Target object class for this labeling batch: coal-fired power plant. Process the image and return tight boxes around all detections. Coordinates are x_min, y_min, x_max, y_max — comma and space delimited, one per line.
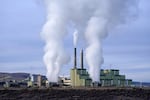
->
41, 0, 139, 83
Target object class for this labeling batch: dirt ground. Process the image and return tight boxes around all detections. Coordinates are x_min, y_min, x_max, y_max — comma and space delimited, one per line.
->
0, 87, 150, 100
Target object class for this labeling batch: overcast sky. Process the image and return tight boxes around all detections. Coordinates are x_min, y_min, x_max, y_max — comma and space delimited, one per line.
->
0, 0, 150, 82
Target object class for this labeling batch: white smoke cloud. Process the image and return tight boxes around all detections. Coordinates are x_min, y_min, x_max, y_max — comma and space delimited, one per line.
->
73, 29, 78, 47
85, 0, 138, 82
41, 0, 70, 82
41, 0, 138, 82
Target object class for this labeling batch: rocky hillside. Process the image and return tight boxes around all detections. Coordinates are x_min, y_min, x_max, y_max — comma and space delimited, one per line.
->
0, 73, 29, 81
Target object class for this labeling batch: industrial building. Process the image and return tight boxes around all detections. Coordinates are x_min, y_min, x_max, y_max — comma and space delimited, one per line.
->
58, 77, 71, 86
70, 48, 92, 87
37, 74, 42, 87
100, 69, 132, 87
70, 48, 132, 87
27, 74, 47, 87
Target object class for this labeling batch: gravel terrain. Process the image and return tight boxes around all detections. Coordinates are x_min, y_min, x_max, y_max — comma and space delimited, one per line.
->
0, 87, 150, 100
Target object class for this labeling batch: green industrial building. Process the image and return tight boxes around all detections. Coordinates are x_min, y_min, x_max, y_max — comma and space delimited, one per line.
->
70, 48, 132, 87
70, 68, 92, 87
70, 48, 92, 87
71, 68, 132, 87
100, 69, 132, 87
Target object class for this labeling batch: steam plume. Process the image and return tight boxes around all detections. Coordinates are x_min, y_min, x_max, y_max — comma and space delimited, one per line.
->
85, 1, 138, 82
73, 29, 78, 47
41, 0, 70, 82
41, 0, 138, 82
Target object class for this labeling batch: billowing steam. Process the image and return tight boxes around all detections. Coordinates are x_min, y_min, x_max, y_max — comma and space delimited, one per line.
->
41, 0, 138, 82
73, 29, 78, 47
41, 0, 70, 82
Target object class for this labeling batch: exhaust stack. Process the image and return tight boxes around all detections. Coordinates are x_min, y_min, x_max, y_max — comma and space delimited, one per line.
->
74, 48, 77, 69
81, 49, 84, 69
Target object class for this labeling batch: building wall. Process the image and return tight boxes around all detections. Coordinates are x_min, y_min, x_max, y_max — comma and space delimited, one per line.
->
71, 68, 132, 87
100, 69, 132, 87
70, 68, 92, 87
37, 75, 42, 87
60, 77, 71, 86
27, 81, 33, 87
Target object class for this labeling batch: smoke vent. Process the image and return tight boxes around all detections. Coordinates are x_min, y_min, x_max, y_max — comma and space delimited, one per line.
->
74, 48, 77, 69
81, 49, 84, 69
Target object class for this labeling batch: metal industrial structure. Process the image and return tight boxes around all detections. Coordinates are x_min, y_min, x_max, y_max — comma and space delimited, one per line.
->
27, 74, 46, 87
59, 77, 71, 86
70, 48, 132, 87
100, 69, 132, 87
37, 74, 42, 87
70, 48, 92, 87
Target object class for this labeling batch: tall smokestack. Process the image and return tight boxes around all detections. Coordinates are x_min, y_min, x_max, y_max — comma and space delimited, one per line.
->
74, 48, 77, 69
81, 49, 84, 69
